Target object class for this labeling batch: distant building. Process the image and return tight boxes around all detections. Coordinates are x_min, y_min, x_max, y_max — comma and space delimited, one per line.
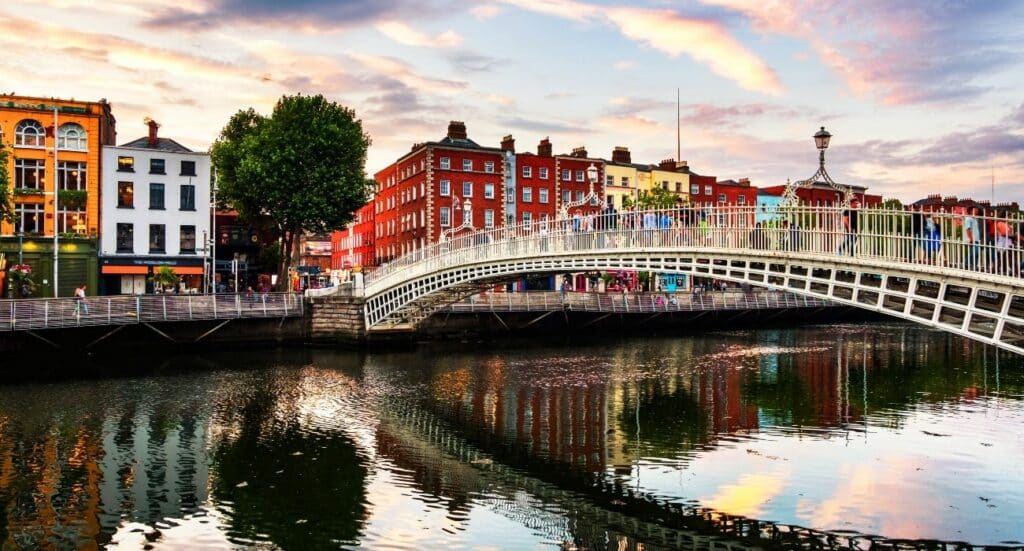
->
99, 120, 210, 294
910, 194, 1019, 216
758, 181, 882, 207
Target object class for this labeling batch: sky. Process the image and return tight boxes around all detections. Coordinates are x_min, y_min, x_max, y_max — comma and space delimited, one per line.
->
3, 0, 1023, 204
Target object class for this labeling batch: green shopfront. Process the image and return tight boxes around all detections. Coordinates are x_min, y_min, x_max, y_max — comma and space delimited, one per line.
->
0, 236, 98, 298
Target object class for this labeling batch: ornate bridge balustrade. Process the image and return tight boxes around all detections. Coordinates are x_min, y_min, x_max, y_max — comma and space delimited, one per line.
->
361, 205, 1024, 354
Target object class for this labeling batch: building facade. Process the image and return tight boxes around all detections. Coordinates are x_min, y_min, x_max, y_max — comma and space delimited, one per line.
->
554, 147, 605, 217
99, 121, 210, 294
0, 94, 116, 296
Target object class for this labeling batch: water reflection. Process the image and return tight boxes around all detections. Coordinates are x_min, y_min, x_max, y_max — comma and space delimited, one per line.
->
0, 324, 1021, 549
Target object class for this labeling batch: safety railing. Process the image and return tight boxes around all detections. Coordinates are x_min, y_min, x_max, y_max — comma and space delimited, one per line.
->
442, 290, 830, 314
0, 292, 304, 332
364, 205, 1024, 295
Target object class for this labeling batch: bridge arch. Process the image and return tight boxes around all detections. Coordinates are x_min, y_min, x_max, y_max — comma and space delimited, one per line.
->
359, 206, 1024, 355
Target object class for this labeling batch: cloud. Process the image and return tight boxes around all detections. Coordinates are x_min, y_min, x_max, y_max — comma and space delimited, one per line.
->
447, 51, 505, 73
613, 60, 633, 71
375, 21, 462, 48
700, 0, 1024, 105
501, 117, 590, 134
470, 4, 502, 19
348, 53, 468, 94
499, 0, 783, 95
680, 103, 805, 127
144, 0, 434, 32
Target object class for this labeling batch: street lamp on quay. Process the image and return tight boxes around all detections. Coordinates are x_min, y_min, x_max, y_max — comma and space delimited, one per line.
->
558, 163, 601, 219
782, 126, 853, 208
440, 195, 473, 242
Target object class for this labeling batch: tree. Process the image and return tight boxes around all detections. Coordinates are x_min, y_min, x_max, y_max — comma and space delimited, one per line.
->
0, 143, 11, 223
882, 198, 904, 210
211, 95, 372, 286
636, 186, 682, 209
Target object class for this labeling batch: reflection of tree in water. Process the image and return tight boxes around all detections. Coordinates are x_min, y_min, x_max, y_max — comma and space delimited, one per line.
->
618, 377, 711, 454
210, 387, 369, 550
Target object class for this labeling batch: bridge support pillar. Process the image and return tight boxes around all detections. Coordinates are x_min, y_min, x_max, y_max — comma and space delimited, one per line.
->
309, 295, 367, 345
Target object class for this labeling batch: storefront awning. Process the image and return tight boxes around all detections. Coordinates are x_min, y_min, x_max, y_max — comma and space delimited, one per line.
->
102, 265, 148, 275
167, 266, 204, 275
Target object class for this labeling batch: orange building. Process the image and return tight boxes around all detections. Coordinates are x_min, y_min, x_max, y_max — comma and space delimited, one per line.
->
0, 94, 116, 296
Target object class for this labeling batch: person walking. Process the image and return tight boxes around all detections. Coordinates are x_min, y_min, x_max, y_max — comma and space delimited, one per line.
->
74, 284, 89, 316
838, 199, 860, 256
962, 207, 981, 270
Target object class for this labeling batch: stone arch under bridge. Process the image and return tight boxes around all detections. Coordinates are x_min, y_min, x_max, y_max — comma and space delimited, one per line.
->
354, 207, 1024, 355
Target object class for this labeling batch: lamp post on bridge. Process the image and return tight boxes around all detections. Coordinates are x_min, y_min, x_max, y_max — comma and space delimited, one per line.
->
558, 163, 601, 219
783, 126, 853, 208
440, 195, 473, 242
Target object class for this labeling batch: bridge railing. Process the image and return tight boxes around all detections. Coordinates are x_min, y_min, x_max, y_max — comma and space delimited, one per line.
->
365, 205, 1024, 294
0, 292, 303, 332
443, 290, 830, 313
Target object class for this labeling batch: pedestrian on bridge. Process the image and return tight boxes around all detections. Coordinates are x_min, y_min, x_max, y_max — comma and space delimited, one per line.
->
838, 199, 860, 256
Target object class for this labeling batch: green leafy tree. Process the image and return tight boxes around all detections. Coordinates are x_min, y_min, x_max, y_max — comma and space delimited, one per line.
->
0, 143, 11, 223
150, 265, 180, 291
882, 198, 904, 210
211, 95, 372, 285
636, 186, 683, 209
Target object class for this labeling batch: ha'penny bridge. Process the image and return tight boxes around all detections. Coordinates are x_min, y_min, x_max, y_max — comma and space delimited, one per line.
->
335, 205, 1024, 355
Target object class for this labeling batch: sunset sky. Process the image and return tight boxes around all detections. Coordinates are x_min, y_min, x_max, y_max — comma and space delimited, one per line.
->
3, 0, 1022, 203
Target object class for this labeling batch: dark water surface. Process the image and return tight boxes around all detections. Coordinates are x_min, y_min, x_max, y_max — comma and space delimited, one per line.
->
1, 324, 1022, 549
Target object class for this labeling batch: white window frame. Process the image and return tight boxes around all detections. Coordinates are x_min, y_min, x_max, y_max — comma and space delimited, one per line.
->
575, 191, 584, 201
440, 157, 450, 170
561, 169, 570, 181
15, 120, 45, 148
690, 184, 699, 195
704, 185, 713, 195
523, 211, 532, 228
539, 188, 549, 204
538, 167, 548, 179
575, 170, 584, 182
522, 165, 532, 178
484, 209, 494, 229
462, 159, 473, 171
522, 187, 532, 203
484, 161, 494, 173
737, 195, 746, 205
462, 181, 473, 197
718, 193, 727, 203
562, 190, 571, 203
484, 183, 495, 199
57, 123, 87, 151
440, 179, 451, 196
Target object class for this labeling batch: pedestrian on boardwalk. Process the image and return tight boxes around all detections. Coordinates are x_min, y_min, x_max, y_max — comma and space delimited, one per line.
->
838, 199, 860, 256
74, 284, 89, 315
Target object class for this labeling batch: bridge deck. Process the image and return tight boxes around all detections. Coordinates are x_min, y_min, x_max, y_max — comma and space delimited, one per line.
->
0, 292, 303, 332
443, 290, 830, 313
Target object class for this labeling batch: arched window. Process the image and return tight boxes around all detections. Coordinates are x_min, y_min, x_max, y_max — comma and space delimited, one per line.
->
58, 123, 87, 150
15, 120, 45, 147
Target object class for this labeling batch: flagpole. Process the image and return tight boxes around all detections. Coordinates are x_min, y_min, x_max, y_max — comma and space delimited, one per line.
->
52, 106, 59, 297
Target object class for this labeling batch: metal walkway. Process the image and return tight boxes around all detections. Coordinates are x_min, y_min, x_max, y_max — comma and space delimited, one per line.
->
356, 205, 1024, 354
442, 290, 830, 314
0, 292, 303, 332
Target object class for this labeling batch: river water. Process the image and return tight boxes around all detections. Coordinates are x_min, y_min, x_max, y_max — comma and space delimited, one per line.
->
0, 323, 1022, 549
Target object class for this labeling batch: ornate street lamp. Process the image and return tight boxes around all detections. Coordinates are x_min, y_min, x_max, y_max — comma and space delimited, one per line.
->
783, 126, 852, 208
441, 195, 474, 242
559, 163, 602, 219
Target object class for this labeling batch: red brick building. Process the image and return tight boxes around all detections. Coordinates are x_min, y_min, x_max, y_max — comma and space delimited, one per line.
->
510, 137, 558, 228
331, 202, 375, 269
554, 147, 605, 217
759, 181, 882, 207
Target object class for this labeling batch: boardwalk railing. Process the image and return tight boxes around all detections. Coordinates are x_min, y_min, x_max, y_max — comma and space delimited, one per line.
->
364, 205, 1024, 295
0, 292, 303, 332
443, 291, 830, 314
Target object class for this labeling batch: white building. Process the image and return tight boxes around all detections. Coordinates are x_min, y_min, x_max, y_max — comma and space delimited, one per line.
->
100, 121, 211, 294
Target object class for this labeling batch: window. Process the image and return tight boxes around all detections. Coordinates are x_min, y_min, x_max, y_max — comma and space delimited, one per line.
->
562, 190, 571, 203
56, 208, 86, 234
522, 211, 532, 228
484, 183, 495, 199
118, 156, 135, 172
14, 159, 44, 190
57, 123, 87, 150
15, 120, 45, 147
58, 161, 86, 190
149, 183, 165, 210
575, 170, 584, 182
576, 191, 584, 202
484, 209, 494, 229
539, 167, 548, 179
462, 181, 473, 197
180, 160, 196, 176
718, 193, 727, 203
180, 184, 196, 210
661, 181, 669, 190
675, 182, 682, 192
690, 184, 699, 194
179, 225, 196, 254
462, 159, 473, 171
440, 157, 450, 169
116, 223, 134, 253
737, 195, 746, 205
440, 179, 451, 196
561, 169, 570, 181
485, 161, 495, 173
606, 175, 614, 187
14, 204, 43, 234
149, 224, 166, 253
117, 182, 134, 208
522, 187, 532, 203
539, 188, 549, 204
150, 158, 166, 174
704, 185, 712, 195
522, 165, 532, 178
440, 207, 451, 227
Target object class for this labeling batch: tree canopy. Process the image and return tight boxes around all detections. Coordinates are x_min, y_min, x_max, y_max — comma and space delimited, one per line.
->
624, 186, 684, 210
211, 95, 372, 284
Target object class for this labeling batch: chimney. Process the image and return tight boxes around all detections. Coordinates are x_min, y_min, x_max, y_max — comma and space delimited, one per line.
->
738, 178, 751, 186
501, 134, 515, 152
659, 158, 676, 170
145, 118, 160, 147
538, 138, 552, 157
675, 160, 688, 173
611, 146, 631, 164
447, 120, 467, 140
571, 146, 588, 159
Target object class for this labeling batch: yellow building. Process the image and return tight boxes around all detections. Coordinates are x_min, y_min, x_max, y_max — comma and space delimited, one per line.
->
647, 158, 690, 203
0, 94, 116, 296
603, 147, 640, 210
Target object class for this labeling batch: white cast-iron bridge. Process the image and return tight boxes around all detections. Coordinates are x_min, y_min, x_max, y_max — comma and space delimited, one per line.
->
352, 205, 1024, 355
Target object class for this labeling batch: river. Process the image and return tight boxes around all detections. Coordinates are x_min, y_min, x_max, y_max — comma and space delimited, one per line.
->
0, 323, 1021, 549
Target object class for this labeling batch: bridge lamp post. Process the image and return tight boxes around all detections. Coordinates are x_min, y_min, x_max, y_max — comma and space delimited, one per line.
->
782, 126, 852, 208
558, 163, 601, 219
441, 196, 473, 242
